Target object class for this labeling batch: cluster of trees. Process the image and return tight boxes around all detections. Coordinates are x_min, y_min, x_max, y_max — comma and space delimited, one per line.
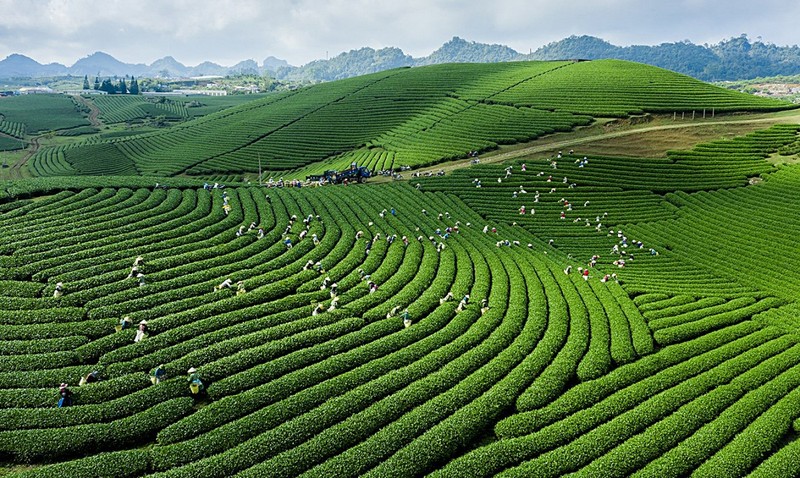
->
83, 74, 140, 94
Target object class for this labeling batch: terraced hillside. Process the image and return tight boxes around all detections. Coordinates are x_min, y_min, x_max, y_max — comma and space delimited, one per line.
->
1, 121, 800, 476
26, 60, 793, 178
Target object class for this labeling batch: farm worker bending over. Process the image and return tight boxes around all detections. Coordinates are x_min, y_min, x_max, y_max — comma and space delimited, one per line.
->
402, 309, 412, 328
187, 368, 204, 395
312, 303, 326, 316
236, 226, 245, 237
582, 269, 590, 281
327, 297, 339, 312
116, 315, 132, 332
57, 383, 73, 407
236, 281, 246, 296
134, 321, 148, 342
386, 305, 401, 319
79, 371, 99, 387
329, 282, 338, 298
151, 365, 166, 385
480, 299, 490, 315
137, 273, 146, 287
456, 294, 469, 313
440, 291, 454, 305
257, 228, 265, 239
215, 278, 233, 292
53, 282, 64, 298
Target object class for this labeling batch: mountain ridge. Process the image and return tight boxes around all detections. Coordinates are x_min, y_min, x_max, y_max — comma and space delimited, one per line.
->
2, 34, 799, 82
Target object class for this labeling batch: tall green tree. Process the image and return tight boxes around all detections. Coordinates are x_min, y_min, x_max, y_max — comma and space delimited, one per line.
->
93, 76, 100, 90
118, 78, 128, 94
99, 79, 116, 94
129, 76, 140, 95
82, 75, 90, 90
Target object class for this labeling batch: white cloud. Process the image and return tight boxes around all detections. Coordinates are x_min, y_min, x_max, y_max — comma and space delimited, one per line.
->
0, 0, 797, 67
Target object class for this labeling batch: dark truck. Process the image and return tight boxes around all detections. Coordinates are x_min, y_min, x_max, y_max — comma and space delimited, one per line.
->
307, 164, 372, 184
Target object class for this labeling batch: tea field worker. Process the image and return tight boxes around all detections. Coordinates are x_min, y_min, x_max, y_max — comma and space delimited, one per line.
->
547, 175, 553, 183
327, 297, 339, 312
391, 208, 396, 216
416, 183, 422, 189
321, 277, 331, 290
456, 294, 469, 313
483, 225, 489, 234
284, 237, 293, 249
422, 209, 428, 216
601, 274, 610, 283
497, 177, 502, 183
550, 188, 557, 194
257, 228, 265, 239
437, 242, 446, 253
417, 235, 424, 242
519, 186, 527, 194
215, 278, 233, 292
222, 204, 231, 216
612, 273, 619, 283
134, 320, 148, 343
480, 299, 490, 314
315, 262, 325, 274
512, 191, 518, 199
557, 151, 562, 159
356, 230, 364, 239
53, 282, 64, 298
57, 383, 73, 408
187, 368, 204, 395
560, 211, 566, 220
127, 264, 140, 279
650, 248, 658, 256
438, 213, 444, 221
386, 305, 401, 319
283, 224, 292, 235
150, 365, 166, 385
563, 177, 568, 184
521, 163, 526, 172
117, 315, 132, 332
440, 291, 454, 305
365, 240, 372, 256
265, 194, 271, 203
548, 239, 555, 246
236, 281, 246, 296
527, 243, 533, 248
519, 205, 526, 215
312, 233, 319, 246
137, 273, 146, 287
236, 226, 245, 237
329, 282, 338, 298
582, 269, 590, 281
368, 281, 378, 294
299, 230, 308, 240
402, 309, 412, 328
475, 180, 481, 188
402, 236, 409, 246
564, 265, 572, 275
492, 227, 497, 234
133, 255, 144, 267
303, 260, 315, 271
79, 370, 99, 387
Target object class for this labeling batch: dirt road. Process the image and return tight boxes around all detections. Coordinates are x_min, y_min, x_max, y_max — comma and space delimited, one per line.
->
410, 111, 800, 177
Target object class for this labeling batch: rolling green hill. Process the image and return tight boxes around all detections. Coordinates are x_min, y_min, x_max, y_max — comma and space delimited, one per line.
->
27, 60, 794, 179
2, 59, 800, 478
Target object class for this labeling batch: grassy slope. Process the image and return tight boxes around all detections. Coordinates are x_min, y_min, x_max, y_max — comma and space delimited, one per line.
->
27, 60, 793, 179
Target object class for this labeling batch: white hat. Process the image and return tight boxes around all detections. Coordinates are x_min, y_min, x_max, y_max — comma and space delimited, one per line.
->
187, 367, 197, 373
139, 320, 148, 325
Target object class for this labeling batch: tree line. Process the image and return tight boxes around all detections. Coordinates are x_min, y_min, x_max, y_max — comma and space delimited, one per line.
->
83, 74, 140, 94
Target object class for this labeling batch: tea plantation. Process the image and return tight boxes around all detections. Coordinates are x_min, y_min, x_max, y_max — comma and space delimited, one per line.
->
1, 60, 800, 476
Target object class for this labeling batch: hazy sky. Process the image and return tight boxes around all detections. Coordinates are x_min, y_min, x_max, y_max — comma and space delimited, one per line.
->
0, 0, 797, 67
